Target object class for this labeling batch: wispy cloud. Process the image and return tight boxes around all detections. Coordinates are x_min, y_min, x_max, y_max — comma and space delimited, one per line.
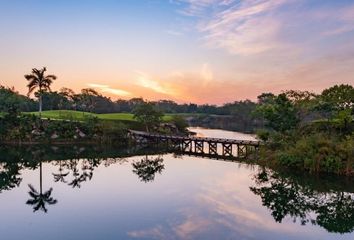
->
173, 0, 354, 56
173, 0, 221, 16
87, 83, 131, 97
173, 0, 290, 55
135, 71, 174, 95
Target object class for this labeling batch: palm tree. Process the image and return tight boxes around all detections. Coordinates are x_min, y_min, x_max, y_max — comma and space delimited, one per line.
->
26, 162, 57, 213
25, 67, 57, 115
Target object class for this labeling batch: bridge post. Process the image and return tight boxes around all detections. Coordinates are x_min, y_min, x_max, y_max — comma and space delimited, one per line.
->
222, 143, 232, 156
182, 139, 192, 152
237, 144, 247, 158
195, 140, 204, 153
209, 142, 217, 155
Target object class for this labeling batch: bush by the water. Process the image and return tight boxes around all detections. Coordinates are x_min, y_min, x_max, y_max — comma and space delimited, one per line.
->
255, 84, 354, 176
258, 126, 354, 175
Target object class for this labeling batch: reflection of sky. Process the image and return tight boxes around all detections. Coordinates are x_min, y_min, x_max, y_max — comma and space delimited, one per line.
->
0, 154, 353, 240
188, 127, 257, 141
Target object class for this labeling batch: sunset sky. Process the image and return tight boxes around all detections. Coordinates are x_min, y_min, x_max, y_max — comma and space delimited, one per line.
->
0, 0, 354, 104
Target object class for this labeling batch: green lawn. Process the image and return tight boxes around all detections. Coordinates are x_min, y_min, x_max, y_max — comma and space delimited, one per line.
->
26, 110, 174, 121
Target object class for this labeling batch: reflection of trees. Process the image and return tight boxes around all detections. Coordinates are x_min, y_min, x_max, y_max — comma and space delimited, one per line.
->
53, 157, 122, 188
250, 169, 354, 233
316, 192, 354, 233
26, 184, 57, 213
26, 162, 57, 213
52, 160, 69, 183
0, 162, 22, 193
0, 144, 165, 215
60, 158, 98, 188
132, 155, 164, 183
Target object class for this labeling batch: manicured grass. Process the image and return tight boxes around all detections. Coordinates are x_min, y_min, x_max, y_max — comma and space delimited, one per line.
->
97, 113, 136, 121
27, 110, 98, 121
25, 110, 174, 122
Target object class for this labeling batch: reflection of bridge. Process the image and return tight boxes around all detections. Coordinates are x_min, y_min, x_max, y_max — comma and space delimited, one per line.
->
128, 130, 261, 159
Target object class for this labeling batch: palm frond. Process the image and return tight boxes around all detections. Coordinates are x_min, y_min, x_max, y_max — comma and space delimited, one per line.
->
28, 184, 38, 194
32, 68, 41, 77
27, 85, 37, 96
46, 74, 57, 80
24, 74, 36, 81
26, 199, 39, 205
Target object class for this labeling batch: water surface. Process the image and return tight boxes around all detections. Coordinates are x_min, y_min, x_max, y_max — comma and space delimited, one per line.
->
0, 130, 353, 240
188, 127, 257, 141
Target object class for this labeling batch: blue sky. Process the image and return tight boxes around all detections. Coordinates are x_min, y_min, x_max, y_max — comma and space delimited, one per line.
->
0, 0, 353, 104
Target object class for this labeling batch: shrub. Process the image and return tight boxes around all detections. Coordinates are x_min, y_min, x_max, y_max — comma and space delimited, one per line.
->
269, 133, 354, 175
170, 115, 188, 133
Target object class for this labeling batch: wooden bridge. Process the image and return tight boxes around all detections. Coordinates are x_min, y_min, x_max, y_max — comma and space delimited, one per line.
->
128, 130, 261, 159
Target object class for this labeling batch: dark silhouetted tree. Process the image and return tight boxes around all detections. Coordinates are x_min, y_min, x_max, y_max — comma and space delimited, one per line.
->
25, 67, 57, 115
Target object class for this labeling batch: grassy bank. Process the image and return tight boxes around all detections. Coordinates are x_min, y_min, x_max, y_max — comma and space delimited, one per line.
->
26, 110, 173, 121
0, 110, 131, 145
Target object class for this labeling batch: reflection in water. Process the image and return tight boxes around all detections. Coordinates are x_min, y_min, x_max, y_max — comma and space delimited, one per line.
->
132, 155, 165, 183
65, 159, 94, 188
0, 145, 354, 239
0, 161, 22, 193
250, 169, 354, 234
26, 184, 57, 213
52, 160, 69, 183
26, 162, 58, 213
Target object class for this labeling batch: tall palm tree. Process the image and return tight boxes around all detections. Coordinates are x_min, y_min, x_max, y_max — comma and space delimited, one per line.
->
25, 67, 57, 115
26, 162, 57, 213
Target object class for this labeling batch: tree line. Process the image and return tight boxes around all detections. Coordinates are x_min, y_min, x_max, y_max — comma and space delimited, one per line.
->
0, 84, 260, 115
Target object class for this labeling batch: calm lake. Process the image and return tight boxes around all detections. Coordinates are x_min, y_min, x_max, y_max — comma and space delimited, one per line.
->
0, 128, 353, 240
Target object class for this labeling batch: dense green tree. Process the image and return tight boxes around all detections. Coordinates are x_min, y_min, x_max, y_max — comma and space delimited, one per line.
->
257, 92, 275, 105
256, 93, 299, 132
41, 91, 71, 110
320, 84, 354, 111
133, 102, 163, 132
170, 115, 188, 132
314, 84, 354, 127
0, 86, 36, 112
72, 88, 115, 113
25, 67, 57, 115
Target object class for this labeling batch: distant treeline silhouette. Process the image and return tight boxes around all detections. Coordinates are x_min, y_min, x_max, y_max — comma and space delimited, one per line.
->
0, 84, 258, 115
